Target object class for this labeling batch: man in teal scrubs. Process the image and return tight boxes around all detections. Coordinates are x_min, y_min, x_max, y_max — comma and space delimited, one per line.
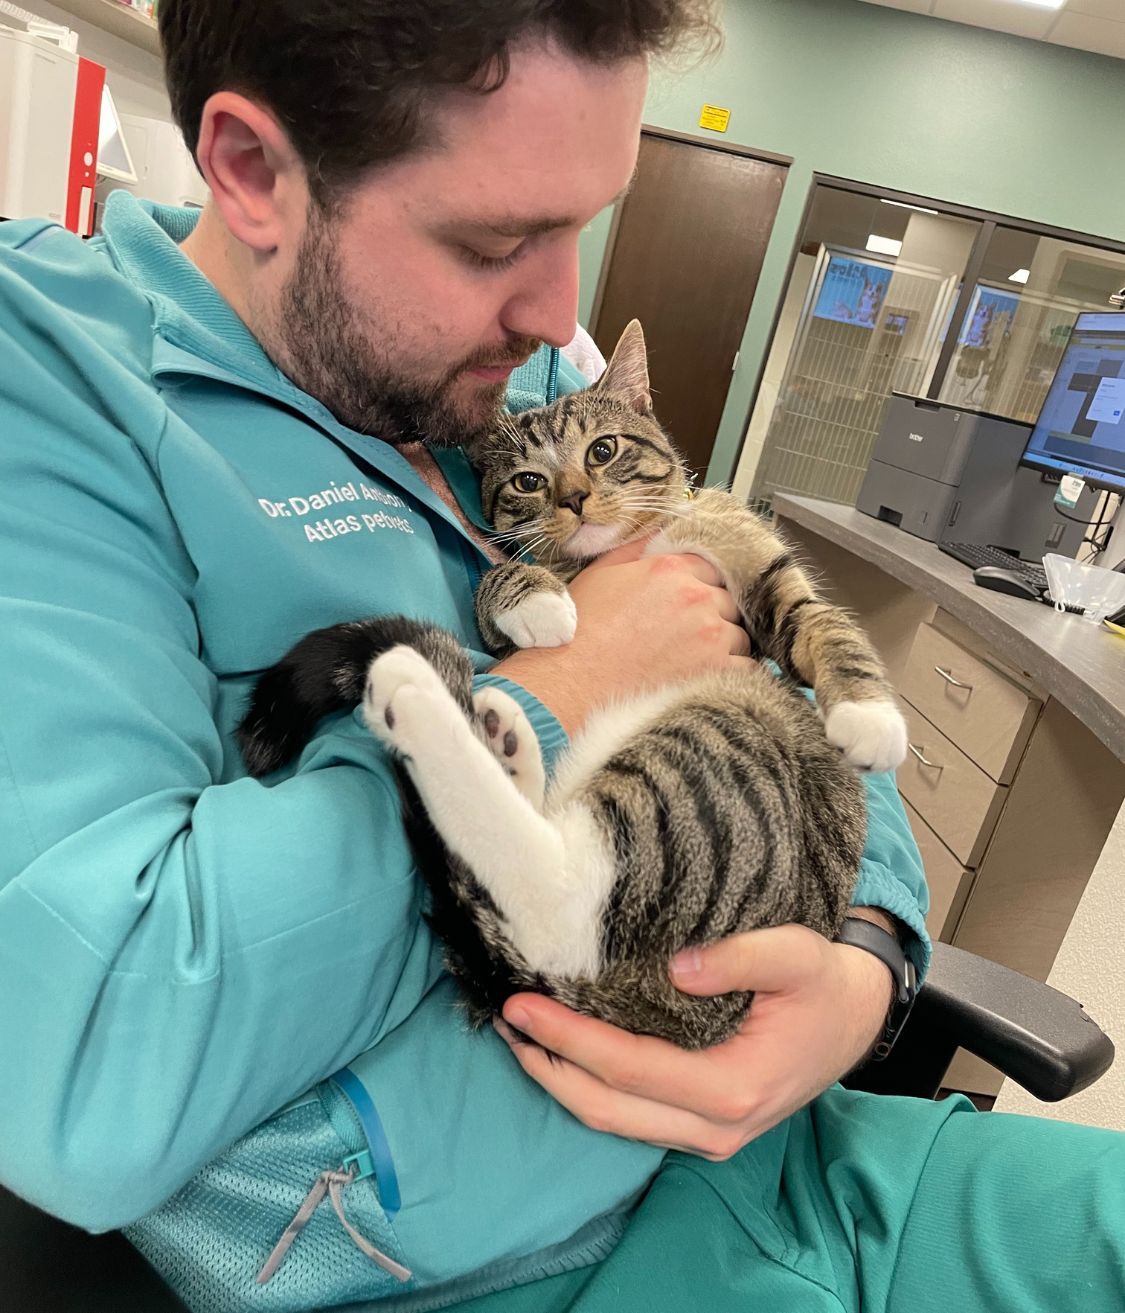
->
0, 2, 1122, 1310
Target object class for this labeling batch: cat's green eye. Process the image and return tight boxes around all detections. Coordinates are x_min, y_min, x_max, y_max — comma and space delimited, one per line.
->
512, 472, 546, 493
587, 437, 618, 467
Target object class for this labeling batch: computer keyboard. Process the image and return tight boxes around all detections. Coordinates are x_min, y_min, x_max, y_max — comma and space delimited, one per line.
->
939, 541, 1049, 594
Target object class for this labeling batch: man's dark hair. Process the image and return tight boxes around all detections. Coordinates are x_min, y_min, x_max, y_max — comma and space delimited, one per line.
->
159, 1, 720, 206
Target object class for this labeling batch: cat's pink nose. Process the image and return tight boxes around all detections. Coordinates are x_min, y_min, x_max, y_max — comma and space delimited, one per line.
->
558, 491, 588, 516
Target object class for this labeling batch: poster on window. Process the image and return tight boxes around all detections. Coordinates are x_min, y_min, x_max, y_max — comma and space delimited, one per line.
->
812, 255, 894, 330
958, 286, 1020, 349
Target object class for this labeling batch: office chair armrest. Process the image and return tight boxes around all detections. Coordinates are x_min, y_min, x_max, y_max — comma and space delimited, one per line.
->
914, 941, 1114, 1101
845, 942, 1115, 1102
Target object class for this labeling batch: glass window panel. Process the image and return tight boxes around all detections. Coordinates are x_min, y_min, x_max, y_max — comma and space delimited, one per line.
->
740, 185, 980, 508
939, 229, 1125, 424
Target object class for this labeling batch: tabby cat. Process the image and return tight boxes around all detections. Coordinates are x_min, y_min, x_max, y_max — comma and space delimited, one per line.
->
238, 321, 907, 1049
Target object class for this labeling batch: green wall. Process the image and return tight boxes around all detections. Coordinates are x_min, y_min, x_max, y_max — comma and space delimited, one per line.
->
578, 0, 1125, 486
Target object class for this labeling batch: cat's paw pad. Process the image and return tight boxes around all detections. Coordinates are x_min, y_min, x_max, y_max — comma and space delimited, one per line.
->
363, 645, 450, 748
494, 591, 577, 649
824, 699, 908, 773
473, 685, 546, 807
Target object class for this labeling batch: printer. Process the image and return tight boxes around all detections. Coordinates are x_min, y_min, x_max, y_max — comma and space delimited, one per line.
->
856, 393, 1095, 560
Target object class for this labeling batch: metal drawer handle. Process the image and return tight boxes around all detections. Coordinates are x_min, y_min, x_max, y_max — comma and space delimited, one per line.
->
934, 666, 973, 691
908, 743, 944, 774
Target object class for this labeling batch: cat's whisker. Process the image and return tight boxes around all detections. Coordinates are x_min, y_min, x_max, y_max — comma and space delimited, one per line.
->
478, 444, 525, 463
613, 506, 684, 523
614, 506, 678, 519
491, 514, 552, 537
504, 531, 551, 560
503, 524, 552, 547
496, 419, 526, 454
490, 525, 545, 544
513, 543, 549, 563
618, 498, 691, 519
502, 529, 540, 549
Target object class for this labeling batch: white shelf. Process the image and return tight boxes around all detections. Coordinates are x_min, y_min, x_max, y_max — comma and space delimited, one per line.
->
46, 0, 160, 56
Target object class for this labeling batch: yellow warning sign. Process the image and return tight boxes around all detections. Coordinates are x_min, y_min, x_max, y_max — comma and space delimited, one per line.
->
699, 104, 731, 133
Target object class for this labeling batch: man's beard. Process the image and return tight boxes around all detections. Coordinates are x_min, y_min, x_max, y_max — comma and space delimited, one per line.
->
273, 206, 540, 448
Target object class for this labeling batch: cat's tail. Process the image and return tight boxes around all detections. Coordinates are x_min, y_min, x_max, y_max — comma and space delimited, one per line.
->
237, 615, 474, 776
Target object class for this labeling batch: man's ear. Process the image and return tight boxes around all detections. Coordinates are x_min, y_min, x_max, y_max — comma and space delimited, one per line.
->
595, 319, 652, 414
193, 92, 305, 253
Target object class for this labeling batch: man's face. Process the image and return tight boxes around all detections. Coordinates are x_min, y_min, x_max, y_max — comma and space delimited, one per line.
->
265, 43, 647, 446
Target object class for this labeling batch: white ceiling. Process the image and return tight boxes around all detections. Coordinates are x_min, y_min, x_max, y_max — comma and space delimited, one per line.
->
858, 0, 1125, 61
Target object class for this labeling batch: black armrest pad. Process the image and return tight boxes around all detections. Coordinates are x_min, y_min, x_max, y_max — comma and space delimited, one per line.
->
919, 942, 1115, 1101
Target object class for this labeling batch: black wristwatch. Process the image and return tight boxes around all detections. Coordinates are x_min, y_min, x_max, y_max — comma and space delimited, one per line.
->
834, 917, 918, 1060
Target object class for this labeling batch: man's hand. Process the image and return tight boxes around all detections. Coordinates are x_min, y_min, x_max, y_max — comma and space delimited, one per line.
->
494, 921, 895, 1160
491, 538, 751, 735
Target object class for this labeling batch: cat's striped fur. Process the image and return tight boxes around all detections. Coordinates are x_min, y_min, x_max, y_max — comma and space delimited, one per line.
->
238, 321, 906, 1048
471, 321, 906, 772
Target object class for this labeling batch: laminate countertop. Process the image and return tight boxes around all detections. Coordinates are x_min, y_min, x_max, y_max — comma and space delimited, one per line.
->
772, 493, 1125, 762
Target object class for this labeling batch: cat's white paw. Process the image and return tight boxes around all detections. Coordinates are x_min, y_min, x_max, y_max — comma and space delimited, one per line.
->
494, 591, 577, 649
363, 645, 454, 752
473, 685, 546, 809
824, 699, 908, 773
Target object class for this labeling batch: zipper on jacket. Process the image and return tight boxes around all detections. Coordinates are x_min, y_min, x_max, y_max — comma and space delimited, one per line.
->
255, 1069, 411, 1286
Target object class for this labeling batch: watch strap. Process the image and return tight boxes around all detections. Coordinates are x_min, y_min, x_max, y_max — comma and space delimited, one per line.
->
835, 916, 919, 1060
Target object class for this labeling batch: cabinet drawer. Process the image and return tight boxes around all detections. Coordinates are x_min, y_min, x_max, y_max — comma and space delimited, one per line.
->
899, 623, 1040, 783
898, 702, 1008, 867
900, 797, 974, 942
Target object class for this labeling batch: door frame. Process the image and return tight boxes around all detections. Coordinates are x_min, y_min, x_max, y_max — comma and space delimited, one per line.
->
815, 173, 1125, 253
587, 125, 793, 336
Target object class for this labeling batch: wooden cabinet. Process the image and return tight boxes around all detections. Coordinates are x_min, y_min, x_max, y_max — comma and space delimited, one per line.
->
898, 700, 1008, 868
773, 502, 1125, 1099
894, 620, 1044, 1093
895, 618, 1125, 1095
898, 621, 1040, 784
899, 798, 973, 942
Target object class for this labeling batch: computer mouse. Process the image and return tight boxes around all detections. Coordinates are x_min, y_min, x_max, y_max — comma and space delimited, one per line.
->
972, 567, 1043, 600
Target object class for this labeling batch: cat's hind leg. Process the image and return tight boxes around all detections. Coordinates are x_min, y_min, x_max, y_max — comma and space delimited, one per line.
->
365, 646, 608, 977
472, 684, 546, 811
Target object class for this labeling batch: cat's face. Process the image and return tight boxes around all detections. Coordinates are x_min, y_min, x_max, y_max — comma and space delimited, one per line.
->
471, 322, 688, 564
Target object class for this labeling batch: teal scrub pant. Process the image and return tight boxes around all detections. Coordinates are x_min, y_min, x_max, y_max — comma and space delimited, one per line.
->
457, 1087, 1125, 1312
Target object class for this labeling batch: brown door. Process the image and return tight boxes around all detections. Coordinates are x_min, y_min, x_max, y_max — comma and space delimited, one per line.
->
592, 131, 787, 478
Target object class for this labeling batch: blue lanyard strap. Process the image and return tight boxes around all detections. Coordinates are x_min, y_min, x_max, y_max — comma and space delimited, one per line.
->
331, 1066, 403, 1219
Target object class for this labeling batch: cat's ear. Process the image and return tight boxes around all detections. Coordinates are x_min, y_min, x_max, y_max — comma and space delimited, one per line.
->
596, 319, 652, 415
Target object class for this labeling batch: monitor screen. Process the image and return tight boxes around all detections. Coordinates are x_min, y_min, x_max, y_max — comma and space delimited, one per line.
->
97, 83, 137, 184
1021, 312, 1125, 494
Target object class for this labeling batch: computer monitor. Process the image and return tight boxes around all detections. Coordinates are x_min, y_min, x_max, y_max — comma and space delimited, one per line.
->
96, 83, 137, 185
1021, 312, 1125, 495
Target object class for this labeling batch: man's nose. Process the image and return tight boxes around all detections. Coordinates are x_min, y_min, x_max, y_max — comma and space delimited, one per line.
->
501, 241, 581, 349
558, 490, 588, 516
